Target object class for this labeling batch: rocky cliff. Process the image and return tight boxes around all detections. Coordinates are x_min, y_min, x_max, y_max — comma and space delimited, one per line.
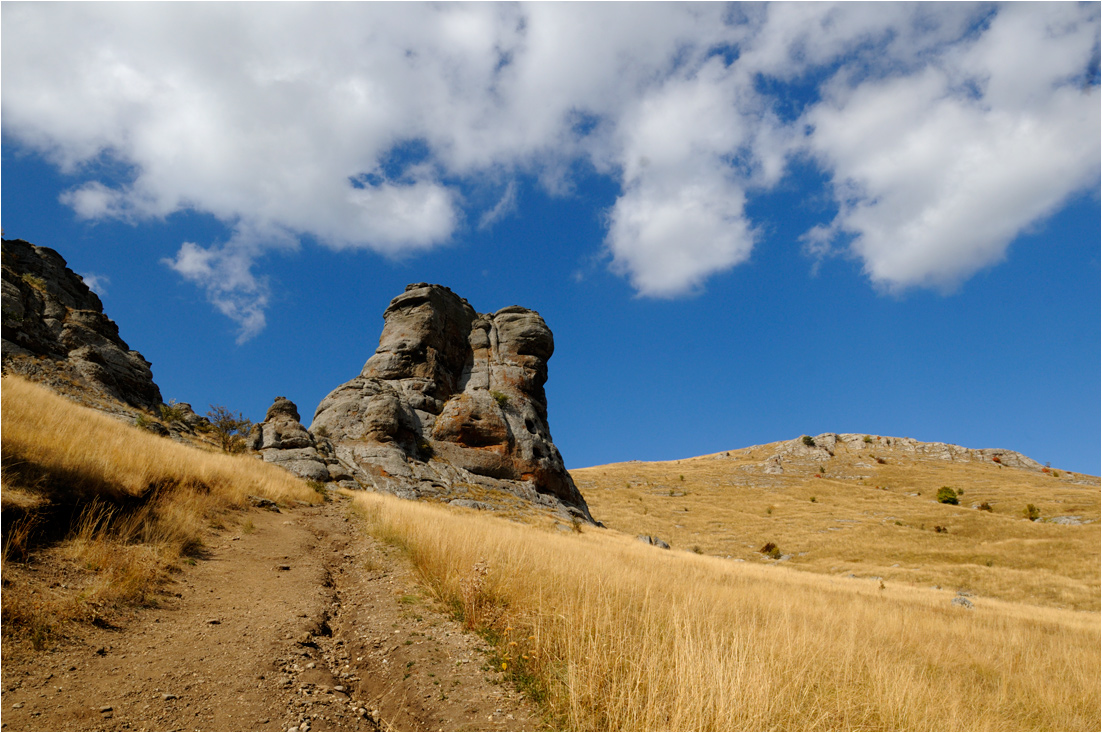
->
311, 283, 592, 521
1, 238, 162, 411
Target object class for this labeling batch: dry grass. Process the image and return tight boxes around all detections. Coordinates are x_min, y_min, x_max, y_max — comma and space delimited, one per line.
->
573, 441, 1101, 611
353, 490, 1100, 730
1, 375, 317, 645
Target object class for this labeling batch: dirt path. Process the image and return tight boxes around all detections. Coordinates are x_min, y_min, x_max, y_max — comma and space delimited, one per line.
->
1, 494, 541, 732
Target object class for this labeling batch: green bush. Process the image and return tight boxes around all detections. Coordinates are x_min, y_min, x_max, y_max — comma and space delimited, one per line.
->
159, 399, 187, 422
490, 390, 510, 408
936, 486, 959, 505
863, 435, 873, 444
759, 542, 782, 560
1024, 504, 1040, 521
977, 501, 993, 512
206, 405, 253, 453
801, 435, 816, 447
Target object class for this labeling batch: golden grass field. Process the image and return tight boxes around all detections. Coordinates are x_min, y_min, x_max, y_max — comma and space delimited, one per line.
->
573, 439, 1100, 612
1, 375, 318, 644
355, 489, 1100, 731
3, 375, 1099, 729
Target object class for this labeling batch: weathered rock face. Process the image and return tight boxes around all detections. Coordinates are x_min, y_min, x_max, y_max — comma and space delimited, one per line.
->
1, 238, 162, 411
311, 283, 592, 521
247, 397, 349, 484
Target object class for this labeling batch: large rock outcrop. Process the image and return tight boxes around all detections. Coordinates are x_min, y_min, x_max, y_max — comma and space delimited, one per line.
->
248, 396, 351, 484
311, 283, 592, 521
1, 238, 162, 410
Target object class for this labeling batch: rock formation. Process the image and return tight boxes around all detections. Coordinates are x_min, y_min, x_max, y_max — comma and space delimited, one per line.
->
762, 433, 1045, 473
248, 396, 352, 484
1, 238, 162, 411
311, 283, 592, 521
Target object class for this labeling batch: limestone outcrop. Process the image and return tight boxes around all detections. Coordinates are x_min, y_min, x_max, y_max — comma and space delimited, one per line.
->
311, 283, 592, 521
248, 397, 350, 484
1, 238, 162, 411
764, 433, 1045, 472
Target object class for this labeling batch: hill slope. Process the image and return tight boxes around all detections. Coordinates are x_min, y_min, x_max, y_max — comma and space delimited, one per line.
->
573, 433, 1100, 611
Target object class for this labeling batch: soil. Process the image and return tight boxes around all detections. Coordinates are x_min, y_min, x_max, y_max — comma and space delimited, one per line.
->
1, 494, 542, 732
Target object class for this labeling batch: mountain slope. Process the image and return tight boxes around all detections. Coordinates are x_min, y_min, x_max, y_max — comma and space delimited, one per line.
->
573, 433, 1100, 611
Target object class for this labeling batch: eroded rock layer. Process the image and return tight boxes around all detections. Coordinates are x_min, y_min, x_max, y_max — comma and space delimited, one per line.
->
1, 238, 162, 411
311, 283, 592, 521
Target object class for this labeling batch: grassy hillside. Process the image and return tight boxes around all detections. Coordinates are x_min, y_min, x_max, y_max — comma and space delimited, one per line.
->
3, 380, 1098, 729
1, 375, 318, 644
356, 489, 1099, 730
573, 436, 1100, 612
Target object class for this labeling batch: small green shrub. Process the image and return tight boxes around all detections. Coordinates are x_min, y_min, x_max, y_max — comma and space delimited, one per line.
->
20, 273, 47, 291
936, 486, 959, 505
977, 501, 993, 512
490, 390, 510, 408
135, 414, 150, 429
159, 399, 187, 422
809, 496, 816, 503
759, 542, 782, 559
206, 405, 253, 453
691, 546, 703, 555
1024, 504, 1040, 521
802, 435, 816, 447
863, 435, 873, 444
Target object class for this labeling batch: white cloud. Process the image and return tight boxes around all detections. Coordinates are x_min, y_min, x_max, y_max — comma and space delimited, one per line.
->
478, 181, 518, 231
79, 272, 110, 297
802, 3, 1100, 291
2, 3, 1098, 334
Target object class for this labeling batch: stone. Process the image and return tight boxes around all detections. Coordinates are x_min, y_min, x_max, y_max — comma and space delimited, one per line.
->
311, 283, 592, 520
761, 432, 1046, 474
951, 596, 974, 609
2, 238, 162, 410
251, 397, 341, 483
637, 535, 670, 549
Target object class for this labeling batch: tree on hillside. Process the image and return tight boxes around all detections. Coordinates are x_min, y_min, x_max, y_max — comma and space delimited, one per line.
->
207, 405, 252, 453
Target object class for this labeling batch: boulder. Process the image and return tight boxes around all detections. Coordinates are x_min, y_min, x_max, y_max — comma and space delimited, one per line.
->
1, 238, 162, 410
252, 396, 344, 483
311, 283, 592, 520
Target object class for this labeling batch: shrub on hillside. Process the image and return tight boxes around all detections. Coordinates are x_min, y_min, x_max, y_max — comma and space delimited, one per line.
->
802, 435, 816, 447
159, 399, 187, 423
759, 542, 782, 559
936, 486, 959, 505
206, 405, 253, 453
1024, 504, 1040, 521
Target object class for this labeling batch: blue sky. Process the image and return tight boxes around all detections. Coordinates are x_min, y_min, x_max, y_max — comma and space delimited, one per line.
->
3, 3, 1100, 475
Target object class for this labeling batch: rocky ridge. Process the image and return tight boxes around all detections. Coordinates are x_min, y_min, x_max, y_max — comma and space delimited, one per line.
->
310, 283, 593, 522
1, 238, 162, 411
758, 432, 1046, 475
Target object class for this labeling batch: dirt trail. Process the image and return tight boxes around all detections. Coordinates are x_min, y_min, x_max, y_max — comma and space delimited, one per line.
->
1, 494, 541, 732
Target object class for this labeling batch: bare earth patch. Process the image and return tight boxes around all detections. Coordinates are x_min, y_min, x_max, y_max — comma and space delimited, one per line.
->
1, 494, 541, 732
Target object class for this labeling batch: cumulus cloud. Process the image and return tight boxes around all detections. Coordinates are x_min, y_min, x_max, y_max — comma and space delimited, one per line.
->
2, 2, 1098, 336
800, 2, 1101, 291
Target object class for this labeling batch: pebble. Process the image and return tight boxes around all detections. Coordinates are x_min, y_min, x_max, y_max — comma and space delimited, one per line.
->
12, 702, 24, 709
162, 694, 178, 701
